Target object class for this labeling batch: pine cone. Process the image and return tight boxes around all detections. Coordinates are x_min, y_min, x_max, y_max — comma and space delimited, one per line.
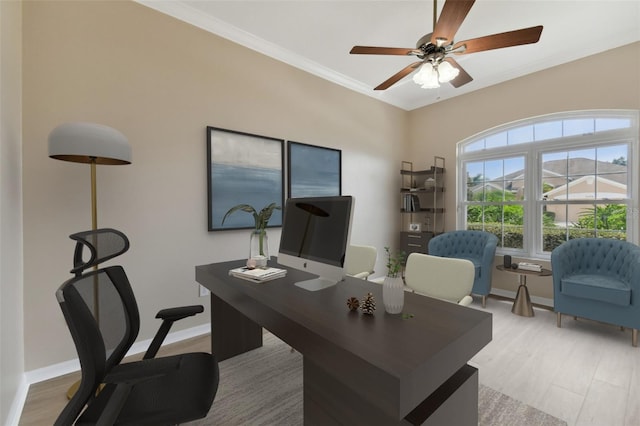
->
360, 292, 376, 315
347, 297, 360, 311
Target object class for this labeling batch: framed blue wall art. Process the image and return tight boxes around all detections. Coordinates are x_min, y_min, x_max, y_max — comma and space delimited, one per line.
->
287, 141, 341, 198
207, 127, 284, 231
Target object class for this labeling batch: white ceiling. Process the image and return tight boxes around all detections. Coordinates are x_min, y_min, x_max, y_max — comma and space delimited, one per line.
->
138, 1, 640, 111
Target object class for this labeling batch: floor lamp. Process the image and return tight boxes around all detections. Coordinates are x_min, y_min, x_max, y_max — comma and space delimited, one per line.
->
48, 122, 131, 398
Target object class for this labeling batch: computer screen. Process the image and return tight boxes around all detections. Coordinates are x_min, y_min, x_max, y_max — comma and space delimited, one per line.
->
278, 195, 354, 291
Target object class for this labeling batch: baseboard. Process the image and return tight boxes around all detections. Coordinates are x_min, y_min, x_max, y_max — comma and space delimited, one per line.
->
23, 323, 210, 386
6, 376, 29, 426
490, 288, 554, 309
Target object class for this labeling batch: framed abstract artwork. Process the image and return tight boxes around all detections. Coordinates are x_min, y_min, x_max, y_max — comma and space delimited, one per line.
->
207, 127, 284, 231
287, 141, 341, 198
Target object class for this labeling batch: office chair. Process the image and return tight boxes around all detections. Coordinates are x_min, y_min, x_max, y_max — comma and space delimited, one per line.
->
345, 244, 377, 280
404, 253, 475, 306
54, 228, 219, 426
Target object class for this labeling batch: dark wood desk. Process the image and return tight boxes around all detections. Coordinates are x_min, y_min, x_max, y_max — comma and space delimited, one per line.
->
196, 260, 492, 425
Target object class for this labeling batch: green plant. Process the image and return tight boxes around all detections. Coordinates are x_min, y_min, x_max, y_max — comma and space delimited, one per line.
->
384, 246, 406, 278
222, 202, 281, 257
221, 202, 281, 231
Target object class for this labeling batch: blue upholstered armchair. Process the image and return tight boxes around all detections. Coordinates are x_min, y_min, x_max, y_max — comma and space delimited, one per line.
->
551, 238, 640, 347
428, 230, 498, 308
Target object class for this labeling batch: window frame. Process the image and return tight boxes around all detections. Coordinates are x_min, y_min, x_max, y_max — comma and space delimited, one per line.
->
457, 110, 639, 261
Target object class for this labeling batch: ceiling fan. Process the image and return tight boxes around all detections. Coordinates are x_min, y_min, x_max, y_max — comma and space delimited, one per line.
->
349, 0, 543, 90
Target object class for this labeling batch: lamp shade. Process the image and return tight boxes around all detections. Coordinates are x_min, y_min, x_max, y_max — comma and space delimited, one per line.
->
412, 63, 440, 89
437, 60, 460, 83
48, 122, 131, 165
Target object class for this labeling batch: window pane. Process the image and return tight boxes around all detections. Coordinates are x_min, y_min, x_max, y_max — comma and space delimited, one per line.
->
504, 157, 525, 177
542, 152, 568, 184
486, 181, 505, 201
509, 179, 525, 201
595, 118, 631, 132
597, 144, 627, 169
503, 223, 524, 250
546, 203, 570, 227
568, 148, 596, 176
485, 132, 507, 149
484, 159, 503, 181
541, 204, 566, 252
466, 205, 483, 226
564, 118, 594, 136
508, 125, 533, 145
466, 162, 485, 201
504, 204, 524, 226
596, 173, 627, 199
534, 121, 562, 141
464, 139, 485, 153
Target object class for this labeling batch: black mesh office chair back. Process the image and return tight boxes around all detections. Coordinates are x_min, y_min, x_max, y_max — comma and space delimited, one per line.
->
55, 228, 219, 426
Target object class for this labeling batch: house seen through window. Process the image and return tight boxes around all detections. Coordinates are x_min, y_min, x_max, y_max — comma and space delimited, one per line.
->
457, 110, 638, 259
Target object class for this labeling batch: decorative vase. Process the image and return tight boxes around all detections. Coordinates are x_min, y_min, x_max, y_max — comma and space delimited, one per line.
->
249, 229, 269, 267
383, 276, 405, 314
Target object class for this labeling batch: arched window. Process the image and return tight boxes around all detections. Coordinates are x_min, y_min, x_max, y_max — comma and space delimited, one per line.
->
457, 110, 638, 259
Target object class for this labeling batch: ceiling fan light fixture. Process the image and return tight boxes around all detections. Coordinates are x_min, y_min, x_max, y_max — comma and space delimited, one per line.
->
437, 60, 460, 83
413, 63, 440, 89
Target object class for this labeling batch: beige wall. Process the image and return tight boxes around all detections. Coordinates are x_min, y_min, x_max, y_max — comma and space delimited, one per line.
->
0, 0, 24, 423
22, 0, 407, 371
407, 41, 640, 300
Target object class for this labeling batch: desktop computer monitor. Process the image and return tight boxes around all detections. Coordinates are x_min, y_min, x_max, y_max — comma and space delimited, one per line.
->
278, 195, 354, 291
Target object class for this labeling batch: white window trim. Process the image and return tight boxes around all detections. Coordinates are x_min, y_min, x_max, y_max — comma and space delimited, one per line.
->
456, 110, 639, 261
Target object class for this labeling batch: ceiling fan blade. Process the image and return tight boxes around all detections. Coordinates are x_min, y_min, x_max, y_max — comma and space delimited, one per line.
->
431, 0, 476, 45
350, 46, 419, 56
374, 62, 423, 90
453, 25, 543, 54
443, 57, 473, 88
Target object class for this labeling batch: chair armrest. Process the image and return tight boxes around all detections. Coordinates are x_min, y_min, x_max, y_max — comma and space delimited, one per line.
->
155, 305, 204, 321
143, 305, 204, 360
458, 295, 473, 306
351, 271, 371, 280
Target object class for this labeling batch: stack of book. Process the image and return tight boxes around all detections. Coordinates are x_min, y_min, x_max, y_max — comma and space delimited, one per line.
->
402, 194, 421, 212
229, 266, 287, 283
517, 262, 542, 272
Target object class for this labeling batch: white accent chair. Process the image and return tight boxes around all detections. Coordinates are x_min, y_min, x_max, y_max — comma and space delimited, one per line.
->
404, 253, 475, 306
345, 245, 377, 280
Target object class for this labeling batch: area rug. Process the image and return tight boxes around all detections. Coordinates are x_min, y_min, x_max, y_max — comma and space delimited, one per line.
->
188, 333, 566, 425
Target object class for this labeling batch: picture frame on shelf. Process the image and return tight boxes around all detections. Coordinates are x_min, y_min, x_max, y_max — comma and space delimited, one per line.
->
287, 141, 341, 198
409, 223, 422, 232
207, 126, 284, 231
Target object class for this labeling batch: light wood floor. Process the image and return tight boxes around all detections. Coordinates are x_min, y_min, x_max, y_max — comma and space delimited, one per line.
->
19, 297, 640, 425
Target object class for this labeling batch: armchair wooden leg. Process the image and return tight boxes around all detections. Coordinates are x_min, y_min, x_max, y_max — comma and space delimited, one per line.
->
556, 312, 562, 328
633, 329, 638, 347
482, 295, 486, 309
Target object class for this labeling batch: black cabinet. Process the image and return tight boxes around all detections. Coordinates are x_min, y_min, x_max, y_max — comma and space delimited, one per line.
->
400, 231, 434, 256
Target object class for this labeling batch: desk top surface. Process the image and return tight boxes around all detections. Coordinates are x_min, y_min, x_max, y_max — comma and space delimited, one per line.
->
196, 259, 492, 418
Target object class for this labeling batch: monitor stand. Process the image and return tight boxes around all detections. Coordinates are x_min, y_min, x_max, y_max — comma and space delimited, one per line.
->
295, 277, 338, 291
